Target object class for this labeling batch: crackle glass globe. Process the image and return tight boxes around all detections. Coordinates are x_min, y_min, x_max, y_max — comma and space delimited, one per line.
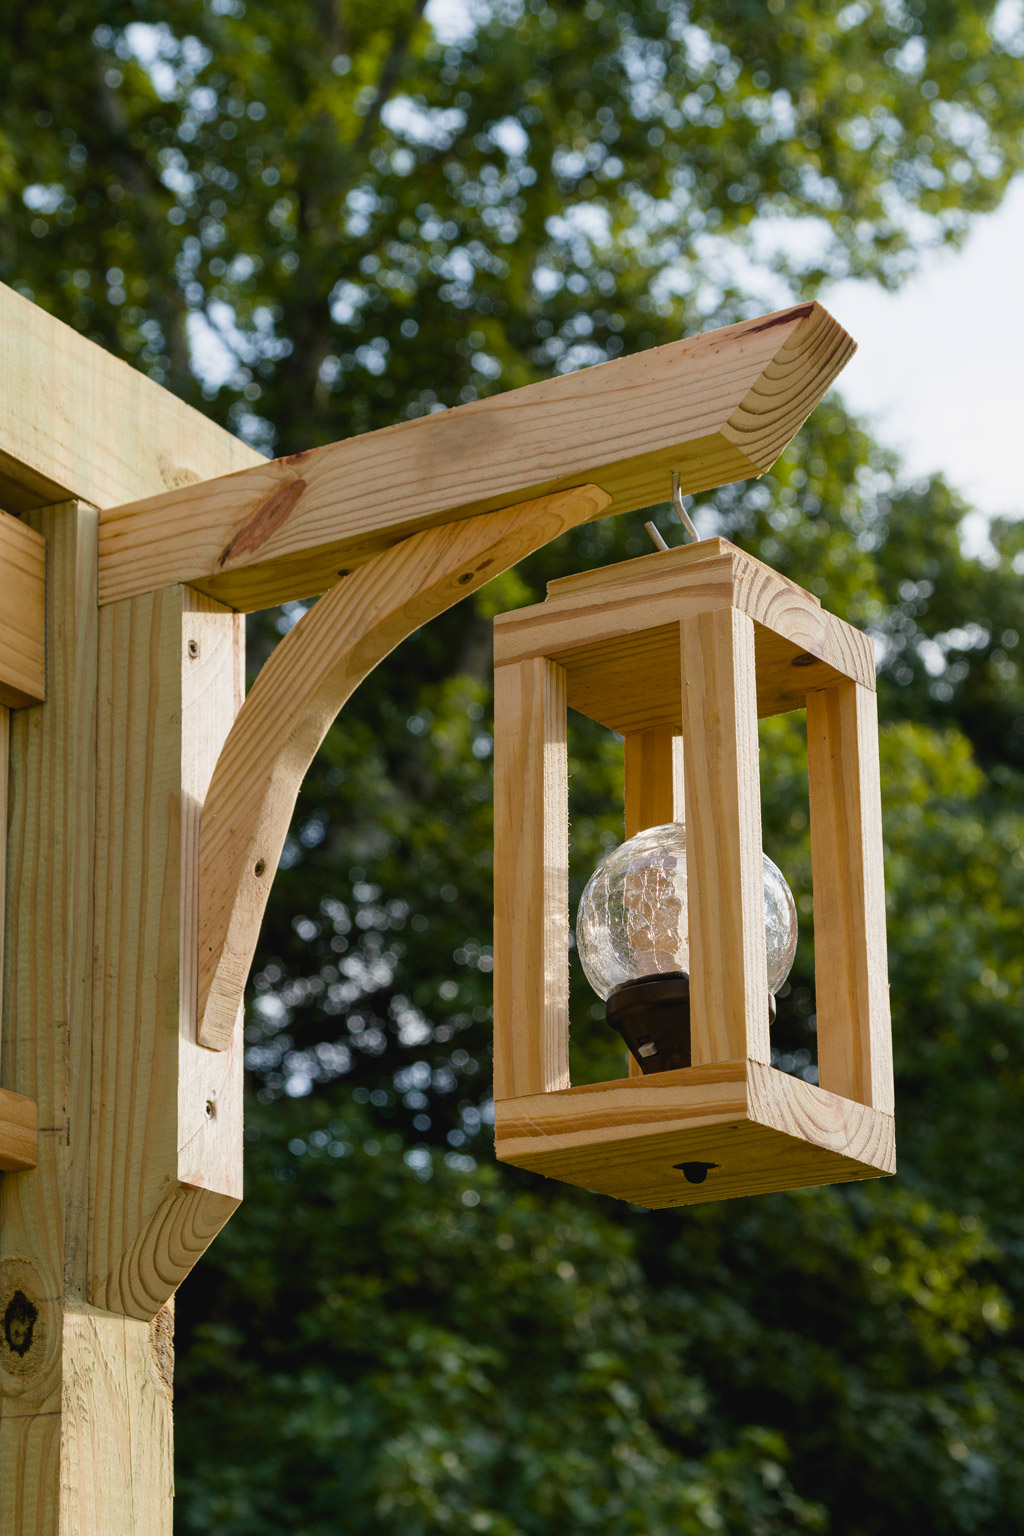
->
576, 822, 797, 1002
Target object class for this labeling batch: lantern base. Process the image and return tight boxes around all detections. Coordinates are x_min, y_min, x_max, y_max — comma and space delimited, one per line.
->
607, 971, 691, 1074
494, 1059, 895, 1210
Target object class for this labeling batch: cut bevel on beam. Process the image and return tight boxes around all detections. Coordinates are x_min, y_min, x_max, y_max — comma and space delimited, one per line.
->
98, 301, 855, 613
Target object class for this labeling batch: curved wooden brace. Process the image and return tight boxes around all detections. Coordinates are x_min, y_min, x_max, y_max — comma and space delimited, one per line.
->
196, 484, 610, 1050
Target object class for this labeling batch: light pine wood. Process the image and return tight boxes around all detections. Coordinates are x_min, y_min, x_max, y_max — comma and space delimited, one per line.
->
59, 1307, 173, 1533
495, 1058, 894, 1208
493, 658, 570, 1100
197, 486, 607, 1051
90, 585, 244, 1319
680, 608, 771, 1067
0, 281, 261, 516
0, 511, 46, 708
492, 542, 894, 1208
496, 543, 874, 727
622, 727, 685, 1077
807, 682, 894, 1112
0, 1088, 37, 1172
0, 706, 5, 1057
623, 727, 684, 839
98, 302, 855, 611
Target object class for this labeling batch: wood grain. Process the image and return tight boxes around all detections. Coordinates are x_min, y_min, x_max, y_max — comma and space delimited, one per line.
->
495, 1059, 893, 1208
494, 543, 873, 734
197, 486, 607, 1051
623, 727, 684, 839
90, 585, 244, 1319
0, 503, 102, 1532
0, 511, 46, 708
0, 281, 261, 516
680, 608, 770, 1067
807, 682, 894, 1113
622, 726, 685, 1078
0, 1088, 37, 1172
98, 303, 854, 611
493, 658, 570, 1100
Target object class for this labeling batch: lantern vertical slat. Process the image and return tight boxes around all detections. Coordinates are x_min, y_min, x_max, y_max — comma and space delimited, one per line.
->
680, 608, 771, 1068
493, 657, 570, 1099
623, 727, 684, 838
807, 681, 894, 1112
623, 727, 685, 1076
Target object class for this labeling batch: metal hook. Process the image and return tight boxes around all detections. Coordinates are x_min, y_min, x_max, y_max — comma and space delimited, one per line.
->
644, 520, 669, 552
671, 471, 700, 543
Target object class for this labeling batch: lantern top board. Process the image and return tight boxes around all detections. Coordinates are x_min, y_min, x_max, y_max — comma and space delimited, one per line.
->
491, 538, 894, 1209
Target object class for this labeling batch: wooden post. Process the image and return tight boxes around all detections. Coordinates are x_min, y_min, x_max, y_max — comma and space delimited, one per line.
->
493, 658, 570, 1100
680, 608, 770, 1067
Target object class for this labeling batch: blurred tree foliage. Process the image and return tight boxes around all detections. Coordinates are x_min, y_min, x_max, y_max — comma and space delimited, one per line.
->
3, 0, 1024, 1530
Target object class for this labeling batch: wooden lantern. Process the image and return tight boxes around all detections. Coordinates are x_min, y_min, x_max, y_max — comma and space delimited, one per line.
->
492, 537, 895, 1208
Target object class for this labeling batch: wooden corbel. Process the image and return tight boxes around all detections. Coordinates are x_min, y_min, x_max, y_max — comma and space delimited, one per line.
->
0, 508, 45, 1174
195, 484, 611, 1050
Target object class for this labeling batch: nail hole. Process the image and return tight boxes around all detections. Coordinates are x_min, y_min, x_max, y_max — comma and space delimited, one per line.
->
791, 652, 816, 668
254, 860, 266, 877
456, 571, 474, 585
187, 638, 200, 659
205, 1100, 216, 1119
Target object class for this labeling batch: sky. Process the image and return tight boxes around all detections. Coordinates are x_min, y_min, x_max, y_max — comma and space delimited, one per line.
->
821, 175, 1024, 531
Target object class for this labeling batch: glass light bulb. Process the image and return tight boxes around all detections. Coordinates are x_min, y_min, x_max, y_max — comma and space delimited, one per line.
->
576, 822, 797, 1002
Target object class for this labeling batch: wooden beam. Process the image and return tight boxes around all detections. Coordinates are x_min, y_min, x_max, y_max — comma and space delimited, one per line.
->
0, 281, 262, 515
0, 511, 46, 708
197, 486, 606, 1051
98, 301, 854, 612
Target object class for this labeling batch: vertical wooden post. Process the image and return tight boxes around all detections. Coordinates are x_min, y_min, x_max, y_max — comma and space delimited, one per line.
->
680, 608, 770, 1067
0, 509, 243, 1534
0, 504, 173, 1534
807, 681, 893, 1111
493, 658, 570, 1099
623, 727, 685, 1075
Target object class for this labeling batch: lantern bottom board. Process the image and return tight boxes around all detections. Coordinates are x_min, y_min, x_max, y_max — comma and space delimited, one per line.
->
494, 1059, 894, 1209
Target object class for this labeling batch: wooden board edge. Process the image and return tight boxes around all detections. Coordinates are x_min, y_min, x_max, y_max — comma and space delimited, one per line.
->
0, 1087, 38, 1172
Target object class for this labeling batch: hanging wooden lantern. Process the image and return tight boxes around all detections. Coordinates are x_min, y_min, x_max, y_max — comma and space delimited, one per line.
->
492, 537, 895, 1208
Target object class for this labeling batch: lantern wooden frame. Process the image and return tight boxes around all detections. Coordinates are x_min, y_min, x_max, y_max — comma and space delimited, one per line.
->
492, 537, 895, 1207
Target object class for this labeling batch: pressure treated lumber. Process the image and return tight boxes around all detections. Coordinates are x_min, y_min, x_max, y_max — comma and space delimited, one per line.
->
98, 301, 855, 611
680, 608, 771, 1067
497, 541, 874, 730
0, 503, 173, 1535
807, 681, 894, 1113
0, 280, 261, 515
197, 485, 609, 1051
623, 727, 684, 840
91, 586, 243, 1318
623, 727, 684, 1077
494, 1059, 894, 1208
0, 510, 46, 708
0, 1088, 37, 1173
493, 658, 570, 1100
